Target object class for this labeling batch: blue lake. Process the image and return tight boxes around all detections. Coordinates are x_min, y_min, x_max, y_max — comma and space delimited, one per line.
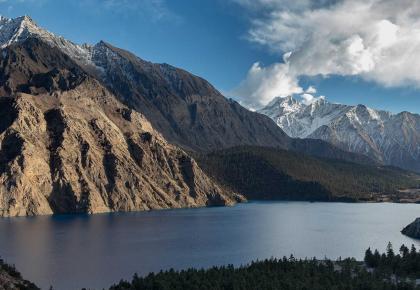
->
1, 201, 420, 290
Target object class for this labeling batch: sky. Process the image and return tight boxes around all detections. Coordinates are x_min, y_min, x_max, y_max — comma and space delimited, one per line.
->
2, 0, 420, 113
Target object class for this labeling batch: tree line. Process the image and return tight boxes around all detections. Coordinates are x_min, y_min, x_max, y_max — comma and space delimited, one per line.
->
107, 244, 420, 290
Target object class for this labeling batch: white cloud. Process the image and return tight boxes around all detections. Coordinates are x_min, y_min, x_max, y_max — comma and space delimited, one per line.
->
300, 93, 325, 105
305, 86, 317, 94
232, 62, 303, 108
231, 0, 420, 107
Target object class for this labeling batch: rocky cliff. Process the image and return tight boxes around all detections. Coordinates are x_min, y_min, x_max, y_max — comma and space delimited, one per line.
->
0, 38, 243, 217
402, 218, 420, 239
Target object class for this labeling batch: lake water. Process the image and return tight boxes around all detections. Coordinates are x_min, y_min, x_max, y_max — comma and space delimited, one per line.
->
1, 201, 420, 290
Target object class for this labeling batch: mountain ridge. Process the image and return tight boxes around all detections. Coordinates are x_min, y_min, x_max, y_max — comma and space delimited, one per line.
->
0, 35, 243, 217
0, 15, 405, 216
259, 96, 420, 172
0, 15, 375, 165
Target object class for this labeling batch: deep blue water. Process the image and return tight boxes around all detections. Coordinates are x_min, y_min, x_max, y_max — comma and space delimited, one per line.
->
1, 201, 420, 290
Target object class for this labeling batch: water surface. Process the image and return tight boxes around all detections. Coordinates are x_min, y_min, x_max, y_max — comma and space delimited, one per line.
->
1, 202, 420, 290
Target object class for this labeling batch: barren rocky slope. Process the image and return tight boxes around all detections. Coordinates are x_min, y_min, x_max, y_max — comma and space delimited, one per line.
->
0, 38, 243, 217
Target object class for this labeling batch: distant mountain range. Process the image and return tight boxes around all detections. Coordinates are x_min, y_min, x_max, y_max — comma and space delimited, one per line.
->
0, 15, 418, 216
259, 96, 420, 172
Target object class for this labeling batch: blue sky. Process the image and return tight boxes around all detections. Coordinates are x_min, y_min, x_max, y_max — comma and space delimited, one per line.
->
2, 0, 420, 113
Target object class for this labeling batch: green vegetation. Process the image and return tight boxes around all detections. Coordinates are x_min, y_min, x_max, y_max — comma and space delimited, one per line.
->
195, 146, 420, 201
108, 245, 420, 290
365, 243, 420, 279
4, 243, 420, 290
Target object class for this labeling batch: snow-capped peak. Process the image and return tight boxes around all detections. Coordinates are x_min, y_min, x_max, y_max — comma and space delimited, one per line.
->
259, 96, 304, 117
259, 95, 420, 172
0, 15, 93, 65
259, 95, 353, 138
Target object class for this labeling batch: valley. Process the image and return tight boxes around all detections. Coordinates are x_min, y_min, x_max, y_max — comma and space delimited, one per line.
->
196, 146, 420, 202
1, 10, 420, 290
0, 15, 410, 217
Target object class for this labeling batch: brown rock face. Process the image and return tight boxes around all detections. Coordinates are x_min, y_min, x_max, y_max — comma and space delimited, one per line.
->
0, 39, 243, 217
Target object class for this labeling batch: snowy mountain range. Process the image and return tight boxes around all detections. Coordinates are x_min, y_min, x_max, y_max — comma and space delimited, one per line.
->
259, 96, 420, 172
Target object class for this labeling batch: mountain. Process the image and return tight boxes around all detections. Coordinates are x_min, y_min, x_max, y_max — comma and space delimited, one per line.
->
80, 36, 375, 165
0, 15, 372, 164
0, 19, 243, 217
259, 96, 420, 172
0, 15, 291, 151
196, 146, 420, 202
85, 41, 293, 152
0, 15, 390, 216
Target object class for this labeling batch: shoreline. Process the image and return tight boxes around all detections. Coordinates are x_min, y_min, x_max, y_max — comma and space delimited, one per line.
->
2, 197, 420, 219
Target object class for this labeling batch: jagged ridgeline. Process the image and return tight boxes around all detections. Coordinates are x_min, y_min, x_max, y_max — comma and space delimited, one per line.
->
259, 96, 420, 173
0, 21, 243, 217
0, 17, 373, 163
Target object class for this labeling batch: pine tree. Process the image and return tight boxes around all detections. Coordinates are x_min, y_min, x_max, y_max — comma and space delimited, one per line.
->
400, 244, 409, 258
364, 247, 374, 267
387, 242, 395, 260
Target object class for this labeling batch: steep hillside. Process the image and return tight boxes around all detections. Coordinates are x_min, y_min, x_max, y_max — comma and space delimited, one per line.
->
196, 146, 420, 202
0, 38, 243, 217
87, 42, 377, 164
0, 15, 375, 166
88, 41, 291, 152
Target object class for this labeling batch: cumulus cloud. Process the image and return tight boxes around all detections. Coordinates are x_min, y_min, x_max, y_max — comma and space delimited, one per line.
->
305, 86, 317, 94
231, 0, 420, 108
233, 62, 303, 107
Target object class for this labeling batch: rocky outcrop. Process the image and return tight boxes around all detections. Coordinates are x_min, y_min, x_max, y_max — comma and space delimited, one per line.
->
0, 259, 39, 290
402, 218, 420, 239
0, 38, 243, 217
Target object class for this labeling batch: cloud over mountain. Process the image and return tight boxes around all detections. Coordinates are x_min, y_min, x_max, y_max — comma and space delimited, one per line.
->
232, 0, 420, 108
